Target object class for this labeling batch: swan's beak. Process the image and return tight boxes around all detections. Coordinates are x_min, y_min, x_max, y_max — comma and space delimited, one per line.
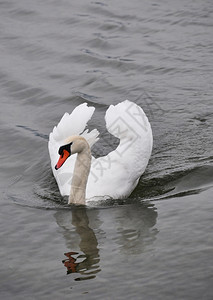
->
55, 150, 70, 170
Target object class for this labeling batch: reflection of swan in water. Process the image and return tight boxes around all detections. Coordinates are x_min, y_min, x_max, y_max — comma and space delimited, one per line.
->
55, 208, 100, 281
54, 201, 158, 281
113, 202, 158, 254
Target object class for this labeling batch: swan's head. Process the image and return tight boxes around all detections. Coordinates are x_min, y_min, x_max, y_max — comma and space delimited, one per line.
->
55, 136, 89, 170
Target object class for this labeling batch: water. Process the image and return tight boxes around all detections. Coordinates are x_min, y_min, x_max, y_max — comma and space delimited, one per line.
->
0, 0, 213, 299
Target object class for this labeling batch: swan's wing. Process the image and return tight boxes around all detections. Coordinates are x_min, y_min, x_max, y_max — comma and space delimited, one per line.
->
105, 100, 153, 179
87, 100, 153, 199
48, 103, 99, 196
105, 100, 152, 144
50, 103, 98, 143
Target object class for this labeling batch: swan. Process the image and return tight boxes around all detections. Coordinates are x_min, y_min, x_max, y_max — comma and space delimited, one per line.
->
48, 100, 153, 205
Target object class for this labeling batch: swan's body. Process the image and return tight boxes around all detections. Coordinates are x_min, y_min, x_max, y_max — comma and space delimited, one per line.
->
48, 100, 153, 204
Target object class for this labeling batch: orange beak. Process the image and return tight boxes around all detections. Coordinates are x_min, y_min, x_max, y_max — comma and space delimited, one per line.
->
55, 150, 70, 170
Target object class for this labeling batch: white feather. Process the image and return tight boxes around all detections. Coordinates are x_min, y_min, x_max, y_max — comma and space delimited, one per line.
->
48, 100, 153, 200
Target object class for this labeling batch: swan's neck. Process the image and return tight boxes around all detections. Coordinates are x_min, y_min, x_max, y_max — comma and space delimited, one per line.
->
68, 146, 91, 205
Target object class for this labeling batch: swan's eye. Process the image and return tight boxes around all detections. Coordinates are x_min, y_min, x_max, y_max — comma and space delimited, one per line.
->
58, 142, 72, 156
58, 146, 63, 155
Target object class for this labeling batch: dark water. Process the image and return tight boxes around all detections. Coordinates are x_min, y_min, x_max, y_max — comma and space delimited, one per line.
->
0, 0, 213, 299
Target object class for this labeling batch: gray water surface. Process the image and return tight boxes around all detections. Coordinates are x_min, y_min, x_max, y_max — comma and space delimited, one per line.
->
0, 0, 213, 299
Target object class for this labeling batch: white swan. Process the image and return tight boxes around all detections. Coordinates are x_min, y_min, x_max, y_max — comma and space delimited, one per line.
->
48, 100, 153, 205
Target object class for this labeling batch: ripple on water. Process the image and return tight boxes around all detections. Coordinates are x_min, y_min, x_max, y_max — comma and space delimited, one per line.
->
7, 158, 213, 209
